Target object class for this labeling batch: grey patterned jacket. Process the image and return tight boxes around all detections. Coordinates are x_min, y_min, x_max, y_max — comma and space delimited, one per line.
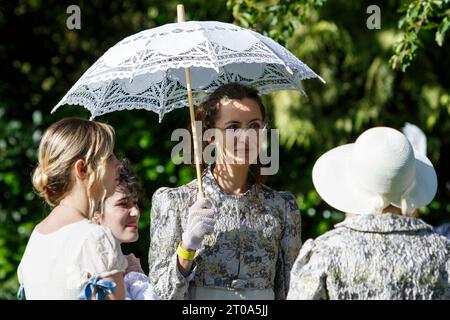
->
148, 168, 302, 300
287, 213, 450, 300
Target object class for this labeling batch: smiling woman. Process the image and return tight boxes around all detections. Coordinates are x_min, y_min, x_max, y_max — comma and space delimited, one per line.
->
92, 158, 158, 300
93, 158, 148, 243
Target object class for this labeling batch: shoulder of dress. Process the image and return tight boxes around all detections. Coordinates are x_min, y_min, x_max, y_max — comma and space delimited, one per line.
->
257, 187, 299, 214
276, 190, 297, 202
312, 227, 349, 249
152, 184, 194, 201
431, 233, 450, 251
259, 185, 295, 201
265, 188, 299, 210
80, 222, 117, 244
292, 238, 318, 268
73, 219, 102, 234
299, 238, 316, 254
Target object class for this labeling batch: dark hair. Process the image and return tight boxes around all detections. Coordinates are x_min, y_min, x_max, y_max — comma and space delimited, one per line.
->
192, 82, 267, 186
116, 158, 148, 209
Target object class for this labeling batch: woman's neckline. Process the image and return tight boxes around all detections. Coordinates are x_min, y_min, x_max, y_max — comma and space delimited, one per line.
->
34, 218, 89, 237
206, 166, 255, 198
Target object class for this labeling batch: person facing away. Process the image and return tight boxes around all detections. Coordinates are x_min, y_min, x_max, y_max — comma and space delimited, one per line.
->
148, 83, 302, 300
287, 126, 450, 300
17, 118, 128, 300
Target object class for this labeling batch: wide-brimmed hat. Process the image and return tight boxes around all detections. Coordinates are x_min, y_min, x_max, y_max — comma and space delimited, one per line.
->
312, 127, 437, 215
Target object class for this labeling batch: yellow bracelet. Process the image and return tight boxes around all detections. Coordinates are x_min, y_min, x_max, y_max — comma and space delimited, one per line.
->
177, 242, 196, 261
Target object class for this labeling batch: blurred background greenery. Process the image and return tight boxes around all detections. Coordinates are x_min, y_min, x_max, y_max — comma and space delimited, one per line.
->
0, 0, 448, 299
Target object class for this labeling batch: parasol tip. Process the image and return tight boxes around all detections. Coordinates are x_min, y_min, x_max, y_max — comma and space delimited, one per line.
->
285, 66, 294, 75
318, 76, 326, 84
177, 4, 185, 23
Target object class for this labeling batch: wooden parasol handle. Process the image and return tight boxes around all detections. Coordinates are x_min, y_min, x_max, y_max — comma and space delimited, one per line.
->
177, 4, 204, 197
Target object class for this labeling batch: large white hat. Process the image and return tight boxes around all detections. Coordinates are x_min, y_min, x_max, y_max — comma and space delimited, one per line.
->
312, 127, 437, 215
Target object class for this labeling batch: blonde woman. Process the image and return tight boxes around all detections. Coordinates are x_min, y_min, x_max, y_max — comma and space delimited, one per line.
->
17, 118, 127, 300
287, 127, 450, 300
148, 83, 302, 300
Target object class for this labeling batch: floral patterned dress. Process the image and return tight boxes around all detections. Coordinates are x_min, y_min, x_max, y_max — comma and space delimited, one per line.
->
148, 167, 302, 300
287, 213, 450, 300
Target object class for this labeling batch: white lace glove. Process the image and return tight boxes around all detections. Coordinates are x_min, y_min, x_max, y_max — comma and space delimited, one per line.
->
181, 197, 215, 250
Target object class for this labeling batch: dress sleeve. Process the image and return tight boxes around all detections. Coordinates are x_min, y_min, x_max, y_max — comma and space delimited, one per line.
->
286, 238, 329, 300
274, 191, 302, 300
17, 264, 23, 286
148, 187, 193, 300
16, 264, 26, 300
78, 225, 128, 279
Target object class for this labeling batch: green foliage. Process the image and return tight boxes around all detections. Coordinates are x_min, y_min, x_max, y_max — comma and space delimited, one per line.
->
227, 0, 326, 46
391, 0, 450, 71
228, 0, 450, 71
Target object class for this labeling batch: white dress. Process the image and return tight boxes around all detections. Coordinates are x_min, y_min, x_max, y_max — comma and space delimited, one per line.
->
17, 219, 128, 300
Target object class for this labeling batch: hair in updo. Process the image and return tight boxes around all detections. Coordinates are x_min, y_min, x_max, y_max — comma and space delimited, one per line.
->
32, 118, 115, 217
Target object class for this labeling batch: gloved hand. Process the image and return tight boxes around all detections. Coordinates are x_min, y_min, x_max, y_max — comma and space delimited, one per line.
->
181, 197, 215, 250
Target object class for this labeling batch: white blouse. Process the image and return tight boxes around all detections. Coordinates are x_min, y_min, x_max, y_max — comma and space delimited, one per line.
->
17, 219, 128, 300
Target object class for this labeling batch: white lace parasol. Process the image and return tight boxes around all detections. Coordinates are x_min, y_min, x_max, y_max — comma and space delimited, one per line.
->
52, 20, 324, 122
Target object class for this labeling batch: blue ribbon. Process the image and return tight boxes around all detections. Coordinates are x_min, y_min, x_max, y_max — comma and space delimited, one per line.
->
78, 275, 116, 300
17, 285, 26, 300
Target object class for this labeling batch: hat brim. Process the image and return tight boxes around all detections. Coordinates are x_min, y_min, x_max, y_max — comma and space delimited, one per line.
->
312, 144, 437, 215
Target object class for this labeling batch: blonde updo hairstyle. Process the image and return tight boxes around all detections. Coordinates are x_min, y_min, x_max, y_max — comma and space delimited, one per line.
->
32, 118, 116, 218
